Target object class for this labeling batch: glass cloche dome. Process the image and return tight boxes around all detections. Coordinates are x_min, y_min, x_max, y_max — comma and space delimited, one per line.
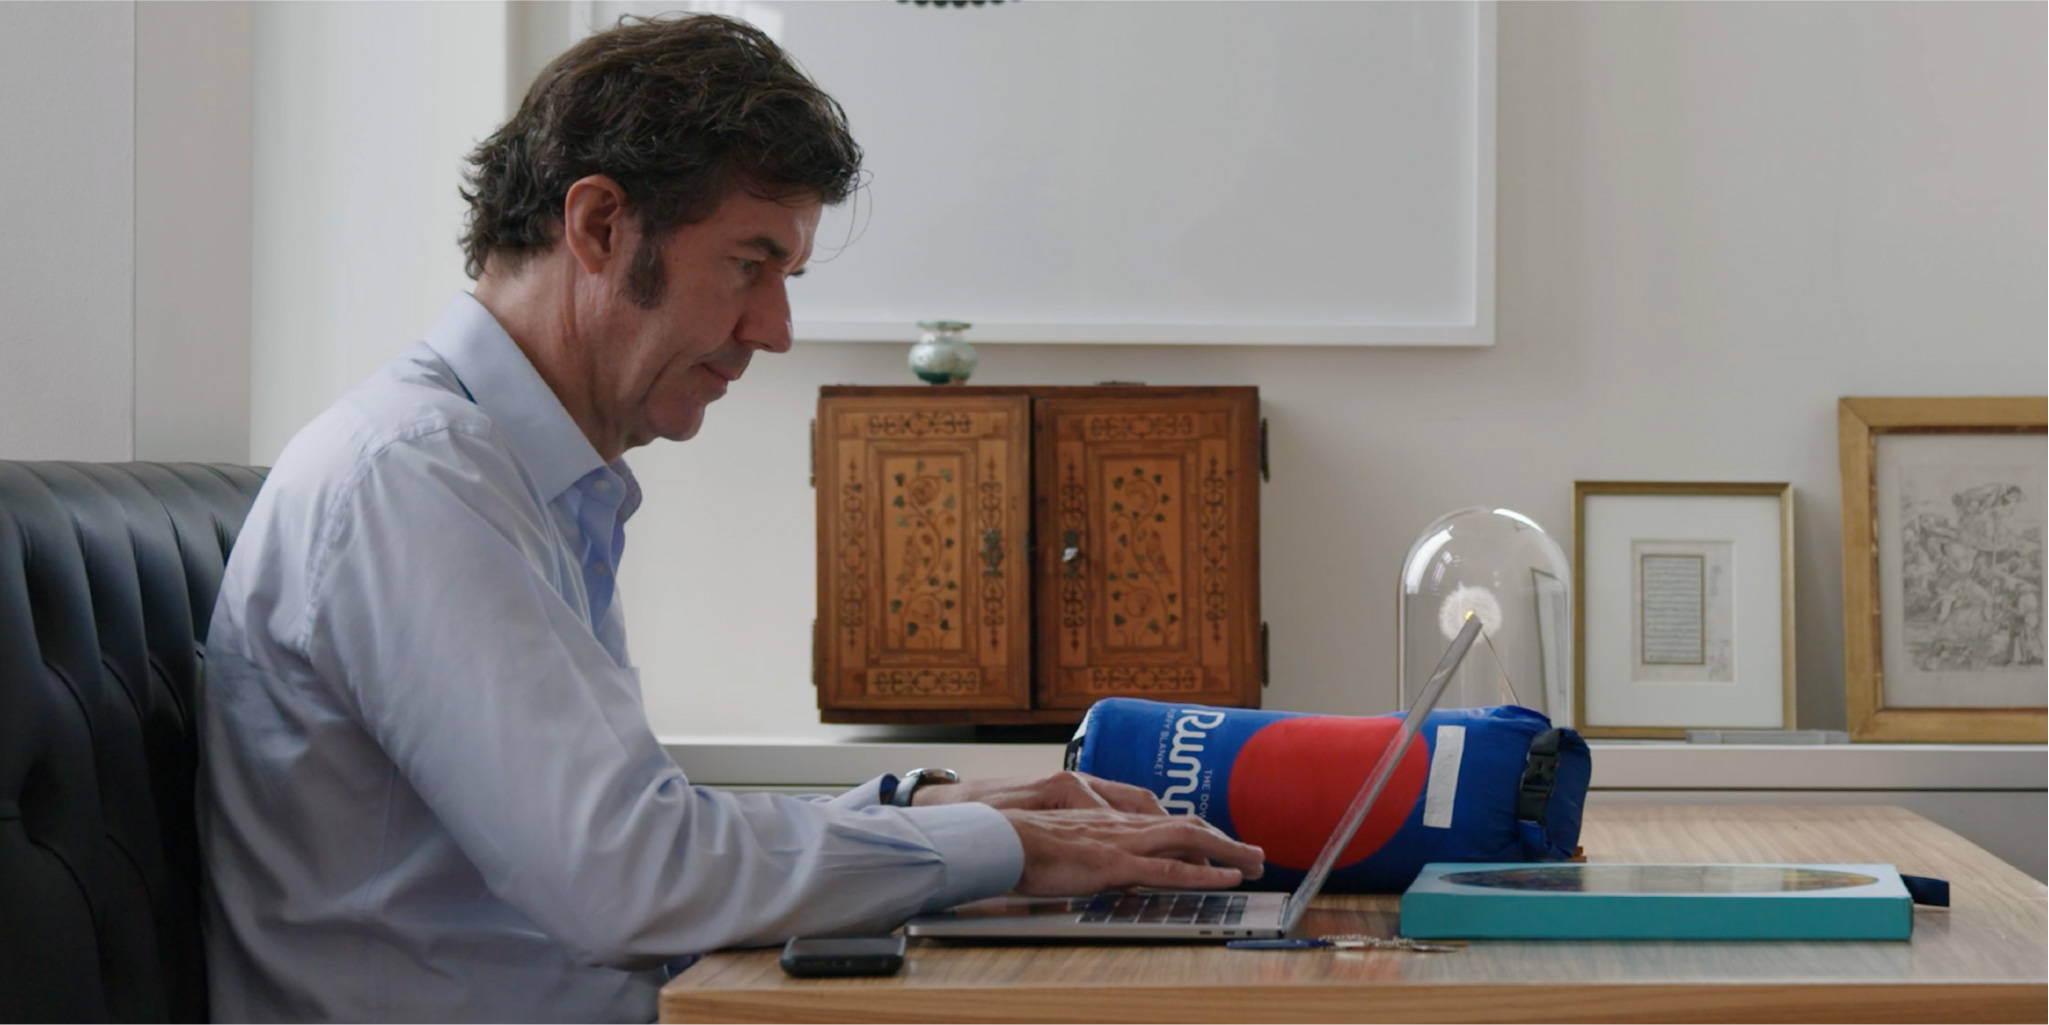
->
1398, 507, 1573, 723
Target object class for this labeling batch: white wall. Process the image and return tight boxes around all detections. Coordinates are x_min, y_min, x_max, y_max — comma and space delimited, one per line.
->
135, 2, 253, 464
248, 1, 509, 463
0, 2, 253, 465
22, 2, 2033, 743
0, 1, 503, 466
0, 2, 136, 461
1, 0, 2034, 879
617, 1, 2045, 739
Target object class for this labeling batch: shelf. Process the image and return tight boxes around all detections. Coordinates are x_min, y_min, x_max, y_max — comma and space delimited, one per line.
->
658, 736, 2045, 792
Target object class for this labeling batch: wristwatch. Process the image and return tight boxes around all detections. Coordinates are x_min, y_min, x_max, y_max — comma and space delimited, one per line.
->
888, 767, 961, 807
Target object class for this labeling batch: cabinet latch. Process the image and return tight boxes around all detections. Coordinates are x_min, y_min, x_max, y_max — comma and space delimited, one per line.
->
1260, 622, 1270, 686
1259, 418, 1270, 483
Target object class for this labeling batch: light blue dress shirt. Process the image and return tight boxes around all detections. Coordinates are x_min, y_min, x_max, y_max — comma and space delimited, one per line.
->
198, 294, 1023, 1022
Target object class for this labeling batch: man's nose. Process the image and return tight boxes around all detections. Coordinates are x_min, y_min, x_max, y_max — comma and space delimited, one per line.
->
737, 278, 794, 354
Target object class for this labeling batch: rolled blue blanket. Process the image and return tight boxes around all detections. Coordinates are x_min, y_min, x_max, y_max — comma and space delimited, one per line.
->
1066, 698, 1593, 893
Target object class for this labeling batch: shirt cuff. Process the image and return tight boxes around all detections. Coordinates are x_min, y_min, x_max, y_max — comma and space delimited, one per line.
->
903, 801, 1025, 912
823, 774, 892, 809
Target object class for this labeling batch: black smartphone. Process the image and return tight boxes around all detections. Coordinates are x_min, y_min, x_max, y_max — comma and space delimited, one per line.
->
778, 935, 907, 978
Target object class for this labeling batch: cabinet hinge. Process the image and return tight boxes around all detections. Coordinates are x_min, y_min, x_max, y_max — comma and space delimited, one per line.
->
1260, 621, 1270, 686
1259, 418, 1270, 482
807, 419, 816, 489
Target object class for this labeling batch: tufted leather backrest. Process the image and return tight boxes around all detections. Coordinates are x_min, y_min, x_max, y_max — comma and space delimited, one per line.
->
0, 461, 267, 1023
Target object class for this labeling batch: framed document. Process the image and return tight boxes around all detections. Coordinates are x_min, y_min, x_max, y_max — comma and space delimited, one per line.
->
1574, 482, 1796, 738
1839, 397, 2047, 743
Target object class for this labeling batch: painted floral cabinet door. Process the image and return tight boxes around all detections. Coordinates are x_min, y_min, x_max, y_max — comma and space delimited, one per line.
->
815, 394, 1033, 713
1035, 395, 1261, 712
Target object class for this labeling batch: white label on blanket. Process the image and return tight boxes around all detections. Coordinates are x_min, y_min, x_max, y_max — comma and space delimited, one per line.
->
1422, 725, 1465, 829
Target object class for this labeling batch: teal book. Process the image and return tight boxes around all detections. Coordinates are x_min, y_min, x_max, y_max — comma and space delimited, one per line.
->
1399, 863, 1913, 940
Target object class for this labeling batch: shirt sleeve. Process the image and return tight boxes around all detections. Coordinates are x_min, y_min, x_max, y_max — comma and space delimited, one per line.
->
298, 426, 1023, 967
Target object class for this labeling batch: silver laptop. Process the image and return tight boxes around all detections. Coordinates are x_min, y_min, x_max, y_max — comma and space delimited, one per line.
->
905, 614, 1483, 941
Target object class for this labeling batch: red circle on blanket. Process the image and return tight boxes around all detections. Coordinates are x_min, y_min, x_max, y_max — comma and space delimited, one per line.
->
1225, 717, 1430, 871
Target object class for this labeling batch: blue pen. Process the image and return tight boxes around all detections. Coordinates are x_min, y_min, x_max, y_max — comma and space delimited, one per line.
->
1225, 938, 1331, 950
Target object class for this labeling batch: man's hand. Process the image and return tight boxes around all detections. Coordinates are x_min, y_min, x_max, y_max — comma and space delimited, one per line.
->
910, 771, 1168, 815
999, 808, 1267, 895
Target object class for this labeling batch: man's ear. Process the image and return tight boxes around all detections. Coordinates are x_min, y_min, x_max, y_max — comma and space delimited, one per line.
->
560, 175, 631, 277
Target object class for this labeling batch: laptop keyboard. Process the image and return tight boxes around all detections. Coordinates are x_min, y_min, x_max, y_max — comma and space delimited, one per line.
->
1072, 892, 1249, 925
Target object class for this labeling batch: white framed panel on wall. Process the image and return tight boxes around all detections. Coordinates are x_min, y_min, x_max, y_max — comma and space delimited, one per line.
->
581, 0, 1496, 346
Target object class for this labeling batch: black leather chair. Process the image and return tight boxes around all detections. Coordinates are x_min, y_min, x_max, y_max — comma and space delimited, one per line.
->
1, 461, 267, 1022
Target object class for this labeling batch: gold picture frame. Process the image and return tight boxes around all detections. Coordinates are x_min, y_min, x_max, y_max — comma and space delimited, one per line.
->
1839, 397, 2047, 743
1573, 481, 1797, 739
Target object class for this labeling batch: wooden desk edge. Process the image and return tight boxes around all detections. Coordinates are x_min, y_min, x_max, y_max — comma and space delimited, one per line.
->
663, 980, 2049, 1024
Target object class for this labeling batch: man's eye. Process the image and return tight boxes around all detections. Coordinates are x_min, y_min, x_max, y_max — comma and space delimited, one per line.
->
737, 259, 761, 275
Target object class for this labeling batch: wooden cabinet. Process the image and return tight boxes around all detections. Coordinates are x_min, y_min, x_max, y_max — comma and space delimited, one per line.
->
812, 393, 1034, 717
815, 387, 1261, 724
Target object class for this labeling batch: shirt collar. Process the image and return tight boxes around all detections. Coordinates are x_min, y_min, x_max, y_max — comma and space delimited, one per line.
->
422, 293, 613, 503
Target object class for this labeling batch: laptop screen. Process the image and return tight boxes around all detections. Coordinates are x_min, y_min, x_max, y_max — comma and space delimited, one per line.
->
1279, 613, 1484, 932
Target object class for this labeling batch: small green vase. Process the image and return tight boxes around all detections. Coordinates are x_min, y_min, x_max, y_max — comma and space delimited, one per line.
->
908, 320, 977, 385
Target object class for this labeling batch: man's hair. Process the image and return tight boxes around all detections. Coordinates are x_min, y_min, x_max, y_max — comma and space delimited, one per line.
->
458, 14, 861, 298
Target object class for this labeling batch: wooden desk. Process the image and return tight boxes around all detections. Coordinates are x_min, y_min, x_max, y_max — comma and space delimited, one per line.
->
660, 805, 2048, 1023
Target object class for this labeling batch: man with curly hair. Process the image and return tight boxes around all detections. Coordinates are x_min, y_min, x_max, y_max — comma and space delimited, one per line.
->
199, 15, 1261, 1022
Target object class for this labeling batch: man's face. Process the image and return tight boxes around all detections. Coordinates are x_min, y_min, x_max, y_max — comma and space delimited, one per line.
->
591, 189, 821, 449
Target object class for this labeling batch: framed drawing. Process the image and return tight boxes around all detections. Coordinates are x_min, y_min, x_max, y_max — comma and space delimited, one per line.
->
1574, 482, 1796, 739
1839, 397, 2047, 743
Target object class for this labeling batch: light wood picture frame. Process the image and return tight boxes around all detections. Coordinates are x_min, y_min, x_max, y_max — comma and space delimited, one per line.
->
1839, 397, 2047, 743
1573, 481, 1797, 739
